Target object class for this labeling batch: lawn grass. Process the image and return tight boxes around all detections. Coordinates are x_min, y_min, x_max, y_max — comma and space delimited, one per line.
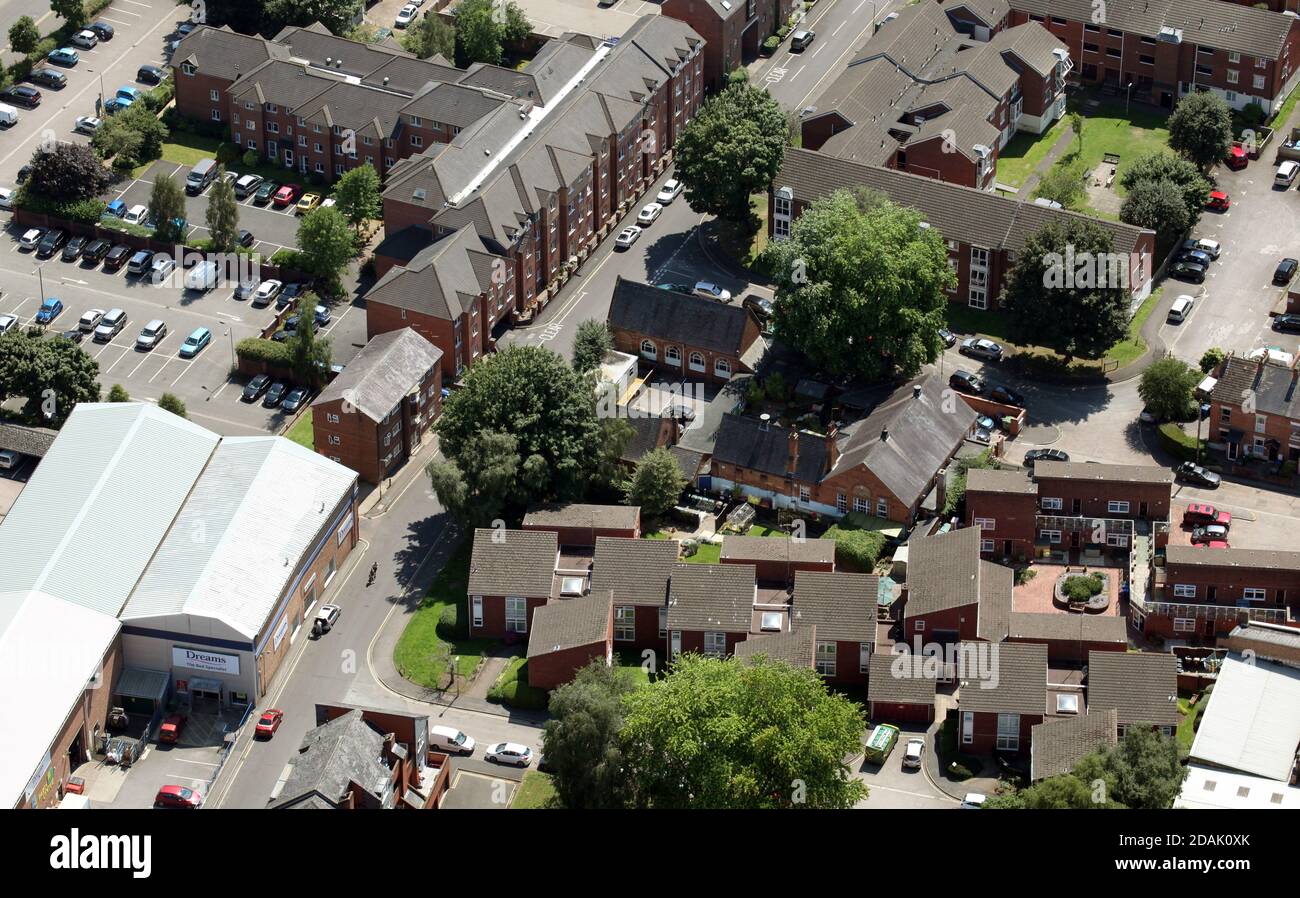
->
136, 130, 323, 196
488, 656, 549, 710
680, 541, 721, 564
996, 114, 1073, 188
513, 772, 559, 809
284, 408, 314, 450
1106, 286, 1162, 368
713, 193, 769, 270
613, 649, 654, 687
393, 542, 492, 688
1177, 688, 1211, 754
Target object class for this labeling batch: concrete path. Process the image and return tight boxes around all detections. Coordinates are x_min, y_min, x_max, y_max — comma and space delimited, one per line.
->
1019, 126, 1079, 198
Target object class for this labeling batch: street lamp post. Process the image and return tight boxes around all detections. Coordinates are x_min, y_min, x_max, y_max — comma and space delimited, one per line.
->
1125, 82, 1134, 116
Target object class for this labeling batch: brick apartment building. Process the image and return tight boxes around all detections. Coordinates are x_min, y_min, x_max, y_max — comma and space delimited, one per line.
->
1209, 354, 1300, 464
1005, 0, 1300, 112
1149, 546, 1300, 639
661, 0, 796, 90
666, 562, 757, 658
966, 467, 1039, 560
591, 536, 679, 657
607, 278, 766, 385
311, 328, 443, 484
526, 590, 614, 689
1030, 460, 1172, 552
802, 1, 1073, 189
710, 374, 977, 524
771, 147, 1154, 313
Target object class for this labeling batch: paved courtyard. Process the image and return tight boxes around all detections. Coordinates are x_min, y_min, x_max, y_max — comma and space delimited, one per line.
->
1011, 563, 1125, 615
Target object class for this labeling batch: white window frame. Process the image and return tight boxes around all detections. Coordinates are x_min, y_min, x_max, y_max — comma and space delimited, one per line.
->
876, 497, 889, 517
1107, 500, 1130, 514
815, 641, 836, 676
1243, 587, 1267, 602
859, 643, 871, 674
471, 596, 484, 628
996, 713, 1020, 751
703, 631, 726, 657
614, 605, 635, 641
1041, 497, 1063, 511
836, 492, 848, 514
1040, 529, 1061, 544
1173, 584, 1197, 599
505, 596, 527, 634
975, 517, 995, 530
980, 539, 995, 553
1173, 617, 1197, 633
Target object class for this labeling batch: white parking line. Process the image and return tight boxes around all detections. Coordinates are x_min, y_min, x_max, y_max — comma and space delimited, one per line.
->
101, 345, 133, 373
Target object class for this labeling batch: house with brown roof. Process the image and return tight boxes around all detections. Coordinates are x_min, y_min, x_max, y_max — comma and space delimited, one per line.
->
868, 651, 939, 723
526, 590, 614, 690
710, 374, 978, 524
719, 535, 836, 585
966, 467, 1038, 561
903, 527, 1013, 644
1005, 611, 1128, 662
789, 571, 877, 684
592, 536, 680, 656
1209, 354, 1300, 465
522, 503, 642, 546
1148, 545, 1300, 640
957, 641, 1048, 754
667, 562, 757, 658
1085, 650, 1179, 737
1031, 460, 1173, 554
735, 626, 817, 671
1029, 709, 1118, 781
467, 528, 565, 639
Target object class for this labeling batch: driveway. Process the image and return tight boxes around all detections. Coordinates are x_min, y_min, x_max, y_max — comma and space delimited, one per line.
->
853, 726, 956, 810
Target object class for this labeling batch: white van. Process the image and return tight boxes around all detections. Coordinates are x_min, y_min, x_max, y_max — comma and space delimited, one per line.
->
1276, 160, 1299, 188
1168, 294, 1194, 323
0, 449, 22, 470
0, 103, 18, 127
429, 725, 476, 755
184, 260, 218, 291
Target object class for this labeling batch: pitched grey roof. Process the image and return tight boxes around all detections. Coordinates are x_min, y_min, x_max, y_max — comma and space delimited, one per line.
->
1165, 544, 1300, 572
906, 527, 983, 616
467, 528, 557, 598
777, 147, 1152, 258
943, 0, 1010, 29
1007, 612, 1128, 644
608, 278, 760, 355
527, 590, 612, 657
869, 652, 938, 705
735, 626, 817, 669
1030, 710, 1118, 781
314, 328, 442, 422
1087, 650, 1179, 728
0, 422, 57, 457
365, 228, 501, 320
172, 25, 284, 82
523, 503, 640, 533
711, 415, 830, 482
1211, 356, 1300, 420
791, 571, 877, 643
590, 537, 678, 606
966, 467, 1037, 494
721, 535, 836, 566
976, 561, 1013, 643
275, 710, 392, 809
1032, 461, 1173, 485
667, 563, 756, 632
958, 641, 1047, 714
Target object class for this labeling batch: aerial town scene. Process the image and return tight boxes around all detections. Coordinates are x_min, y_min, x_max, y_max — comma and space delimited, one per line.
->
0, 0, 1297, 839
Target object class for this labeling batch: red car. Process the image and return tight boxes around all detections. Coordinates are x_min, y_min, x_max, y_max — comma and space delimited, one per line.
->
255, 708, 284, 738
1183, 502, 1231, 529
159, 713, 186, 744
1225, 144, 1248, 170
1205, 190, 1230, 211
155, 784, 202, 808
271, 185, 299, 208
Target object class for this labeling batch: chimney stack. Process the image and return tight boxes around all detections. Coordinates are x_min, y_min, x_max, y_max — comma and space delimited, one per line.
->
787, 430, 800, 476
881, 428, 889, 442
759, 413, 771, 432
825, 423, 840, 469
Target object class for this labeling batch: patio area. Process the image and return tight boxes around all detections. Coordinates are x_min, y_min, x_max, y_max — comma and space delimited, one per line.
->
1011, 562, 1125, 616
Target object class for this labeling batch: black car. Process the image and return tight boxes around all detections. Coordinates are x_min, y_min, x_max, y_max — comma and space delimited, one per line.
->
1023, 448, 1069, 468
1274, 257, 1298, 285
1176, 461, 1221, 488
1179, 248, 1214, 268
0, 86, 41, 108
242, 374, 271, 402
90, 21, 115, 40
103, 244, 132, 271
136, 65, 165, 85
28, 68, 66, 89
271, 328, 296, 343
238, 229, 255, 247
1274, 312, 1300, 334
36, 229, 67, 258
1170, 260, 1207, 283
263, 381, 288, 408
741, 293, 773, 322
989, 384, 1026, 406
949, 370, 984, 395
281, 387, 310, 413
81, 238, 111, 264
60, 328, 84, 344
276, 282, 304, 310
61, 236, 87, 262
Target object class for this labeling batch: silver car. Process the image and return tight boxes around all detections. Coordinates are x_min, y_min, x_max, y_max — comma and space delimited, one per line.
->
960, 337, 1004, 361
136, 319, 167, 350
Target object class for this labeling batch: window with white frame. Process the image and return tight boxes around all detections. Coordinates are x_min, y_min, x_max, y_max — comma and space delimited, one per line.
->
505, 597, 527, 633
836, 492, 848, 514
815, 642, 836, 676
853, 496, 868, 514
658, 606, 668, 638
876, 498, 889, 517
714, 358, 731, 377
1041, 497, 1063, 510
981, 539, 995, 553
326, 413, 339, 424
1173, 617, 1197, 633
968, 285, 987, 310
1107, 500, 1130, 514
614, 606, 635, 641
1173, 584, 1197, 598
859, 643, 871, 674
915, 619, 926, 632
1256, 414, 1267, 433
996, 713, 1020, 751
1040, 530, 1061, 544
975, 517, 995, 530
689, 351, 704, 372
703, 631, 726, 657
182, 62, 197, 76
209, 89, 219, 101
1254, 74, 1266, 89
665, 345, 681, 366
640, 339, 656, 359
1106, 533, 1128, 548
471, 596, 484, 628
773, 189, 793, 240
1243, 587, 1267, 602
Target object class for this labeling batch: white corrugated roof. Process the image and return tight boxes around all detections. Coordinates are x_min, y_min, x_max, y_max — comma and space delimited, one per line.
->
0, 592, 120, 806
1175, 765, 1300, 810
121, 437, 356, 639
0, 403, 219, 626
1189, 655, 1300, 781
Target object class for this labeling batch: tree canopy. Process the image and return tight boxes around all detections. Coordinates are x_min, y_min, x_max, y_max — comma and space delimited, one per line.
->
149, 175, 188, 244
766, 188, 952, 380
541, 661, 640, 809
26, 143, 111, 203
0, 330, 100, 426
1120, 178, 1190, 258
1167, 92, 1233, 171
402, 11, 456, 60
1139, 357, 1200, 422
206, 165, 241, 252
571, 320, 612, 374
333, 163, 382, 232
296, 206, 355, 297
454, 0, 531, 66
624, 446, 686, 518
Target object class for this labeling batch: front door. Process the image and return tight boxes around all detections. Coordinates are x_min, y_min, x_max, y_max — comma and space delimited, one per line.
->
1139, 501, 1148, 518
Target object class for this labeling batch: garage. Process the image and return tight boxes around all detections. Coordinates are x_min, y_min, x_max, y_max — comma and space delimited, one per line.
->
867, 654, 937, 724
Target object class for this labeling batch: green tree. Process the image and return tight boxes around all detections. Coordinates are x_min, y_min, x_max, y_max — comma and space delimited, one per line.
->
262, 0, 360, 36
401, 14, 455, 59
426, 431, 521, 527
455, 0, 505, 66
1120, 178, 1191, 258
333, 163, 382, 233
149, 174, 188, 244
624, 446, 686, 518
541, 661, 638, 809
1076, 726, 1186, 810
571, 319, 612, 374
0, 330, 100, 426
1119, 152, 1210, 226
287, 308, 333, 389
51, 0, 87, 30
8, 16, 41, 55
1069, 111, 1083, 154
1138, 356, 1199, 422
158, 393, 188, 419
1034, 161, 1085, 210
106, 384, 131, 402
619, 655, 868, 809
987, 774, 1121, 809
1168, 91, 1233, 171
674, 83, 789, 225
94, 103, 168, 172
26, 143, 111, 203
296, 206, 355, 297
590, 417, 634, 500
1000, 218, 1129, 363
205, 165, 240, 252
766, 188, 953, 380
1199, 346, 1226, 374
503, 2, 531, 48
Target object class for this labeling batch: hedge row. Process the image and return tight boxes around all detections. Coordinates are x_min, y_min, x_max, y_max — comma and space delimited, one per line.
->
14, 192, 105, 224
1157, 422, 1204, 462
824, 525, 887, 571
236, 337, 294, 368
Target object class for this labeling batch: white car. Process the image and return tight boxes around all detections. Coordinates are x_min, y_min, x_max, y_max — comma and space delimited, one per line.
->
253, 279, 283, 305
395, 4, 418, 27
902, 738, 925, 769
74, 115, 102, 135
1183, 237, 1220, 260
321, 197, 336, 208
123, 204, 148, 225
637, 202, 663, 226
79, 309, 105, 332
70, 30, 99, 49
614, 225, 642, 249
960, 792, 987, 809
656, 178, 683, 204
19, 228, 44, 250
0, 188, 13, 210
693, 281, 731, 302
0, 313, 17, 334
485, 742, 533, 767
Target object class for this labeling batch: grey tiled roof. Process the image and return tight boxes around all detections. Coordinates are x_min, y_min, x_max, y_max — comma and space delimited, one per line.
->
1033, 460, 1173, 484
590, 537, 678, 606
667, 563, 756, 632
1007, 612, 1128, 644
790, 571, 877, 643
1087, 651, 1180, 728
1211, 356, 1300, 420
365, 228, 501, 320
314, 329, 441, 423
721, 535, 836, 566
906, 527, 983, 616
1030, 710, 1118, 781
957, 641, 1047, 715
711, 415, 830, 482
608, 278, 760, 355
735, 626, 817, 669
527, 590, 612, 657
467, 529, 557, 598
868, 652, 938, 705
172, 25, 284, 82
0, 422, 57, 458
523, 503, 640, 532
976, 561, 1013, 643
943, 0, 1011, 28
966, 467, 1037, 494
274, 710, 391, 808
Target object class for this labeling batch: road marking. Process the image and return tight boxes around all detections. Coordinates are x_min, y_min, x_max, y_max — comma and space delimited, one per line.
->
790, 65, 807, 82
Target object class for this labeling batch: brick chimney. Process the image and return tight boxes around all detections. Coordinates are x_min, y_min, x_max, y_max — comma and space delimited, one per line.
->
787, 429, 800, 476
825, 423, 840, 470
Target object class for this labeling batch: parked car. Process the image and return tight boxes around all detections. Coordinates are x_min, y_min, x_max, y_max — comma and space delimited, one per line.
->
656, 178, 684, 204
395, 3, 419, 27
126, 249, 153, 274
902, 738, 925, 769
1179, 248, 1214, 269
136, 319, 167, 350
656, 282, 692, 293
989, 384, 1025, 406
80, 239, 110, 265
1274, 258, 1298, 285
159, 714, 185, 744
1170, 260, 1207, 283
151, 255, 176, 281
61, 236, 87, 262
179, 327, 212, 358
0, 188, 12, 208
1023, 448, 1069, 468
485, 742, 533, 767
263, 381, 288, 408
272, 184, 299, 208
73, 115, 101, 135
35, 298, 64, 325
136, 64, 165, 85
103, 244, 131, 271
311, 603, 340, 636
47, 48, 80, 67
281, 386, 310, 413
242, 374, 271, 401
1224, 144, 1248, 170
949, 370, 984, 395
0, 314, 17, 334
1273, 313, 1300, 334
60, 328, 83, 344
1205, 190, 1230, 211
254, 179, 280, 204
742, 293, 774, 322
29, 68, 67, 89
614, 225, 642, 249
155, 785, 202, 809
78, 309, 105, 332
90, 21, 115, 41
790, 29, 816, 51
429, 725, 476, 755
1191, 524, 1230, 544
959, 337, 1003, 362
252, 279, 283, 306
938, 327, 956, 348
238, 228, 255, 247
115, 85, 141, 105
234, 174, 264, 198
19, 228, 45, 250
694, 281, 731, 302
93, 308, 127, 341
296, 193, 321, 214
1182, 237, 1220, 259
254, 709, 284, 738
1175, 461, 1221, 488
36, 229, 67, 258
123, 204, 148, 225
637, 202, 663, 225
0, 86, 41, 108
1184, 502, 1230, 528
960, 793, 987, 809
233, 281, 257, 301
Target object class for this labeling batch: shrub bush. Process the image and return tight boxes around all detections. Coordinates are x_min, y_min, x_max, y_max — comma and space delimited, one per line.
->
948, 762, 974, 781
236, 337, 292, 368
825, 525, 886, 571
1157, 421, 1202, 462
1062, 573, 1104, 602
242, 149, 261, 169
487, 659, 548, 710
142, 80, 174, 114
436, 605, 459, 640
761, 35, 780, 54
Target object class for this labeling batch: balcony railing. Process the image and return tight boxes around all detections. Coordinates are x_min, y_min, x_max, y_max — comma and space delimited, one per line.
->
1134, 593, 1298, 626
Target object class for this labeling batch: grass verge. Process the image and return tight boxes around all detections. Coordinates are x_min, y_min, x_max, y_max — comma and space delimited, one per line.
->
513, 772, 559, 809
393, 541, 492, 688
284, 408, 313, 450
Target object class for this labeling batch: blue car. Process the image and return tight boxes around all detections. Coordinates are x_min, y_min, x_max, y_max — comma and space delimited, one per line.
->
105, 199, 126, 218
47, 48, 79, 67
35, 298, 64, 325
179, 327, 211, 358
115, 86, 140, 103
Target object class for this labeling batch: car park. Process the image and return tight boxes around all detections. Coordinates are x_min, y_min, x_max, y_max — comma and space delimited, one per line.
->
136, 320, 167, 350
949, 370, 984, 394
126, 250, 153, 274
656, 178, 684, 204
989, 384, 1025, 406
1273, 313, 1300, 334
36, 229, 67, 258
960, 793, 987, 809
103, 245, 131, 271
61, 236, 87, 262
254, 180, 280, 204
1184, 502, 1230, 528
179, 327, 212, 358
637, 202, 663, 225
159, 714, 185, 744
272, 185, 299, 207
286, 305, 331, 329
1225, 144, 1248, 170
252, 280, 283, 307
74, 115, 101, 135
1170, 260, 1207, 283
70, 30, 99, 49
1274, 258, 1298, 285
19, 228, 44, 250
1023, 448, 1069, 468
29, 68, 67, 89
136, 65, 165, 85
35, 298, 63, 325
1175, 461, 1221, 488
694, 281, 731, 302
234, 174, 264, 198
614, 225, 642, 249
155, 785, 202, 809
263, 381, 288, 407
254, 709, 284, 739
94, 308, 127, 342
271, 327, 297, 343
1277, 160, 1300, 188
47, 48, 79, 67
486, 742, 533, 767
242, 374, 271, 401
116, 85, 141, 105
311, 603, 341, 636
184, 261, 219, 291
902, 738, 925, 769
960, 337, 1003, 361
0, 86, 40, 108
1192, 524, 1229, 544
104, 198, 126, 218
90, 21, 114, 40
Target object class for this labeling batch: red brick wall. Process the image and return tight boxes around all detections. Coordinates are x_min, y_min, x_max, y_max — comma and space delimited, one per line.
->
826, 639, 868, 685
1162, 561, 1300, 609
673, 629, 749, 657
528, 637, 612, 690
613, 604, 667, 658
522, 524, 639, 546
967, 490, 1038, 560
611, 323, 757, 384
469, 594, 549, 640
1033, 478, 1171, 521
367, 303, 465, 382
1005, 636, 1125, 663
721, 556, 834, 583
963, 709, 1041, 756
906, 604, 979, 642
